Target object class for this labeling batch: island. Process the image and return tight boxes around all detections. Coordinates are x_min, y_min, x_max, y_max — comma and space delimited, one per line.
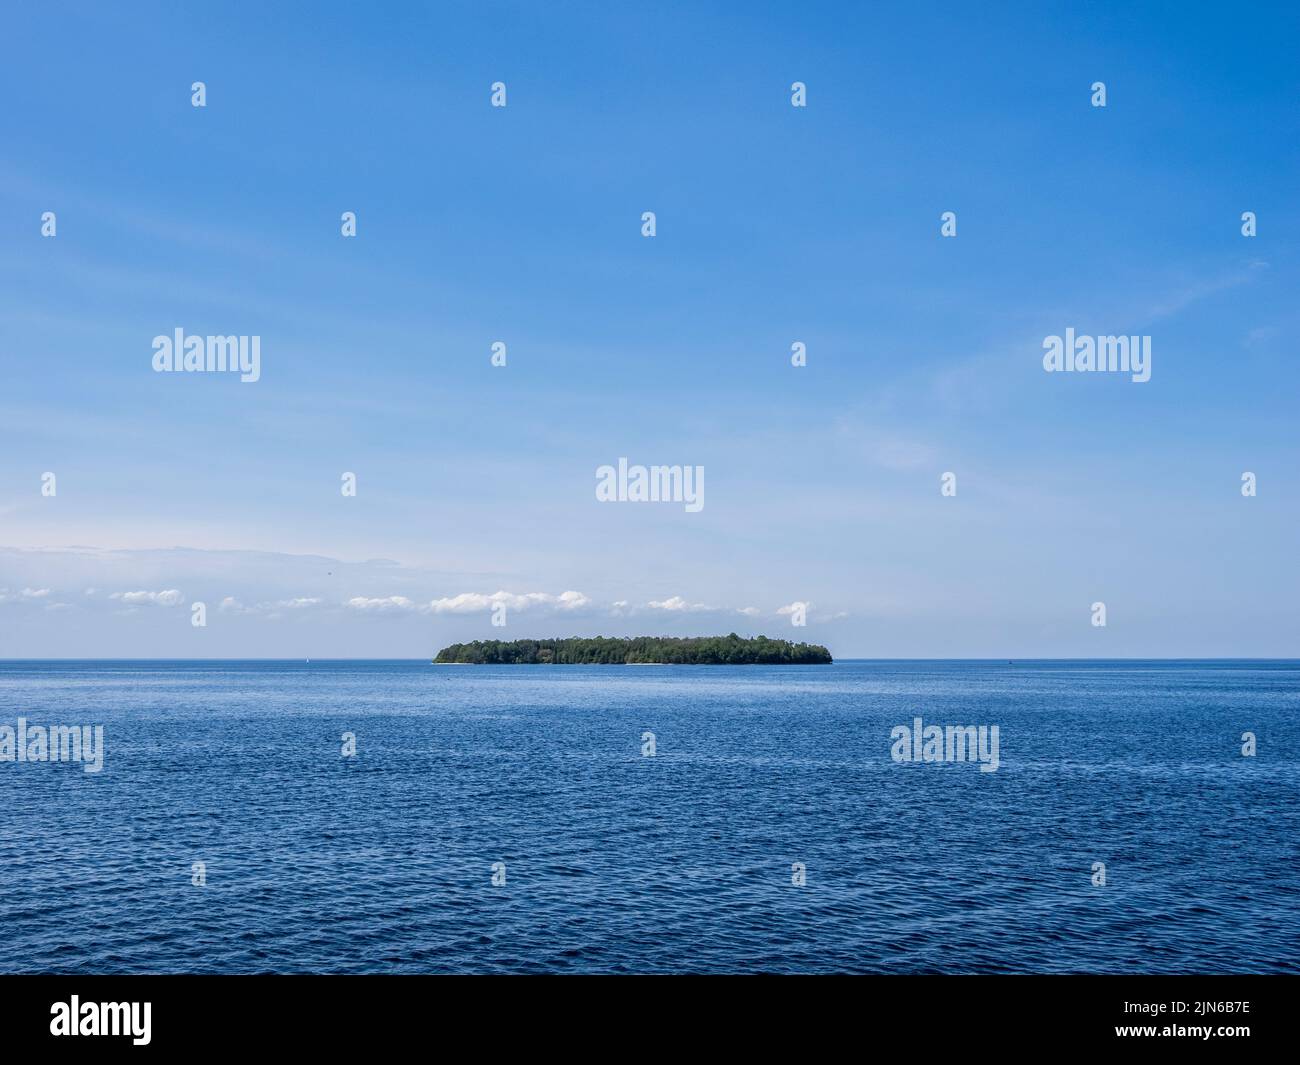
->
434, 634, 832, 665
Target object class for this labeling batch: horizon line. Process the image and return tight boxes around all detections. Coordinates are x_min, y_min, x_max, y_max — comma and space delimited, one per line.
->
2, 657, 1298, 664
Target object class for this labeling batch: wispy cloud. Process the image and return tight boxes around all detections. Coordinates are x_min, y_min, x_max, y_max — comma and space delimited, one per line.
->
645, 596, 713, 612
0, 587, 54, 603
110, 589, 184, 607
221, 596, 323, 616
427, 590, 591, 614
345, 596, 419, 614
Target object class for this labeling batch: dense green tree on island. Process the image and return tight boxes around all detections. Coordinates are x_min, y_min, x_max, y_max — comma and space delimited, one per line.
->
434, 634, 832, 665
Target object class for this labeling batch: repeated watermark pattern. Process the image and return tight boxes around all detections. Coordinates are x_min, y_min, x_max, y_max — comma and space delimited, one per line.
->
4, 8, 1289, 993
152, 329, 261, 383
0, 718, 104, 773
596, 459, 704, 512
1042, 330, 1151, 383
890, 717, 1000, 772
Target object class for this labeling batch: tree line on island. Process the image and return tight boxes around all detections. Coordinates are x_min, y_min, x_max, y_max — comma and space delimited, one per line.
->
434, 634, 832, 665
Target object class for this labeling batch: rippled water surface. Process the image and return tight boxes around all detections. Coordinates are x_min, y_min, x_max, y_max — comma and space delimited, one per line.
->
1, 660, 1296, 973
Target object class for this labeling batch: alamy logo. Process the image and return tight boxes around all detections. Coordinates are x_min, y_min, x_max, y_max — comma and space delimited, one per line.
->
152, 328, 261, 382
1042, 329, 1150, 383
50, 996, 150, 1045
596, 458, 704, 512
890, 717, 1000, 772
0, 718, 104, 773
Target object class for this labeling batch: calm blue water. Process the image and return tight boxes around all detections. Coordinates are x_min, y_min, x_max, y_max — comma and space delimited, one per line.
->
0, 660, 1296, 974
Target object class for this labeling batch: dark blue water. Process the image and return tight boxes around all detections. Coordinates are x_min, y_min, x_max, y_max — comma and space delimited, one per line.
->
0, 660, 1296, 974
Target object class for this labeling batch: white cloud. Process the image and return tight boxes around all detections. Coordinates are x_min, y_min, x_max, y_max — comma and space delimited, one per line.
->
274, 597, 322, 610
427, 590, 591, 614
110, 589, 184, 607
736, 606, 761, 617
0, 587, 55, 604
646, 596, 712, 612
221, 596, 323, 616
776, 601, 809, 616
345, 596, 418, 614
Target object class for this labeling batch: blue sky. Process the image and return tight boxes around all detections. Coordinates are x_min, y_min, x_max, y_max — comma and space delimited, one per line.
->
2, 1, 1297, 657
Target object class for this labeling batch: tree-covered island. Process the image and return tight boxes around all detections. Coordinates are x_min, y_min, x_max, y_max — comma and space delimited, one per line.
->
434, 634, 832, 665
